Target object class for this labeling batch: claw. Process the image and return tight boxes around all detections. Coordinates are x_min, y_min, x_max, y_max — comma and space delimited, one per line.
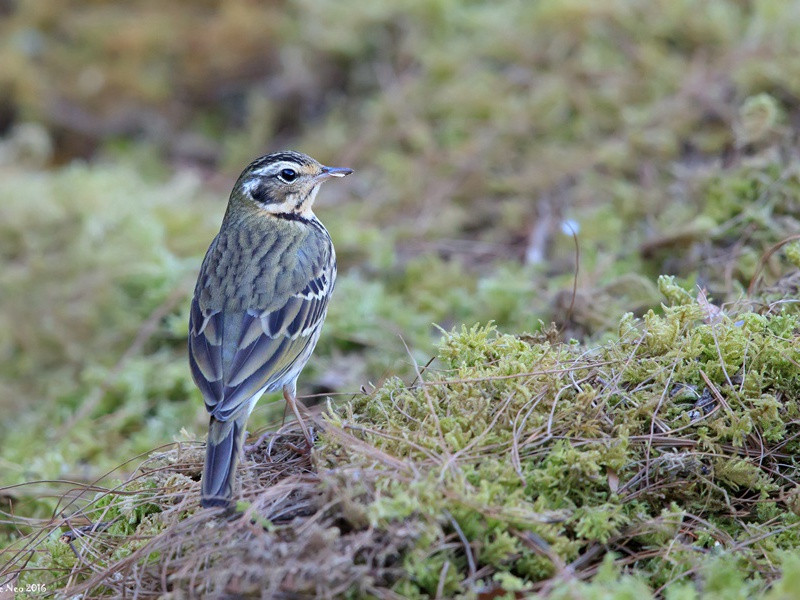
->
244, 431, 274, 454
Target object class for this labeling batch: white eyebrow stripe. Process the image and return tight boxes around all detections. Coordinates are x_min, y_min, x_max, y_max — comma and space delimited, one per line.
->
252, 161, 304, 177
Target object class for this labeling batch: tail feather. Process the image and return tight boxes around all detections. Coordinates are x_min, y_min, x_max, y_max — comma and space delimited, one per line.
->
201, 415, 246, 508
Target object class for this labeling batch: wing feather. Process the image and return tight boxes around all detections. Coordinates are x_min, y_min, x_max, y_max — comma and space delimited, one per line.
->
237, 311, 263, 349
286, 299, 312, 338
227, 333, 286, 387
189, 349, 223, 404
188, 306, 222, 381
266, 295, 304, 336
188, 224, 335, 421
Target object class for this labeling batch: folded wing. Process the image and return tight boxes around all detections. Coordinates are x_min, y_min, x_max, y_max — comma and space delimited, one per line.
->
189, 243, 335, 421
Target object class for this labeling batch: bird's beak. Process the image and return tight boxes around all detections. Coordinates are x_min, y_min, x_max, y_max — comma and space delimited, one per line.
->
317, 166, 354, 181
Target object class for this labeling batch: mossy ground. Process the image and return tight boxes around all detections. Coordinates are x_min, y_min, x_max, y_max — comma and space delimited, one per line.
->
6, 291, 800, 598
3, 0, 800, 598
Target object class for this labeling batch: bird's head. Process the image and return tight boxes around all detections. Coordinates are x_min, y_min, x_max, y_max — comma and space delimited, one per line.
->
227, 151, 353, 220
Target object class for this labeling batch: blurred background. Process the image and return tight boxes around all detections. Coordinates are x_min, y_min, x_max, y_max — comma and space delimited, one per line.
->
2, 0, 800, 503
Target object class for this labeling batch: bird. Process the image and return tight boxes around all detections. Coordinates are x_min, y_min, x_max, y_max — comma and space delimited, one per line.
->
188, 151, 352, 509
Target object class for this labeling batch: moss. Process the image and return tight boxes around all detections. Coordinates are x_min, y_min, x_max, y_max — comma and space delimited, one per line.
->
4, 0, 800, 597
7, 281, 800, 597
314, 293, 800, 597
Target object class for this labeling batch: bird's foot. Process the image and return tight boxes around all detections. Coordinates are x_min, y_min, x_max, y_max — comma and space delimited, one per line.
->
286, 426, 315, 455
244, 430, 273, 454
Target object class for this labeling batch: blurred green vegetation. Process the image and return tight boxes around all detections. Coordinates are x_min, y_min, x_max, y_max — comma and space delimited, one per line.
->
2, 0, 800, 597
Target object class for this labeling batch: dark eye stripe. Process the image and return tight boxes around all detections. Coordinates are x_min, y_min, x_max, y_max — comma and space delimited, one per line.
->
250, 184, 275, 204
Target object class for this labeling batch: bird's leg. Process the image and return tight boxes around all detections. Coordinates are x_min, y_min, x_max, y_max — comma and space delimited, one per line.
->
283, 385, 314, 449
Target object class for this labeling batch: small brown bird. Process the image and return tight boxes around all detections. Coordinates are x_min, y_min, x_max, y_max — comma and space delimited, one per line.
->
188, 151, 352, 508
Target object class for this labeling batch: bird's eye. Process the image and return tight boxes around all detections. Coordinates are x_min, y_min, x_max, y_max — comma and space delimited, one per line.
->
278, 168, 298, 183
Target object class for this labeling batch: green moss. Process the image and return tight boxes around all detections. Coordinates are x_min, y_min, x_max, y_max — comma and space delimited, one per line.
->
318, 296, 800, 597
8, 265, 800, 597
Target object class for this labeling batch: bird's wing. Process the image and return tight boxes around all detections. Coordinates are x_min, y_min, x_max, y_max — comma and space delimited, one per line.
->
189, 234, 335, 421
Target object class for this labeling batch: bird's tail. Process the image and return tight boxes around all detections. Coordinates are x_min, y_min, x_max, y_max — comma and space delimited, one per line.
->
201, 414, 247, 509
